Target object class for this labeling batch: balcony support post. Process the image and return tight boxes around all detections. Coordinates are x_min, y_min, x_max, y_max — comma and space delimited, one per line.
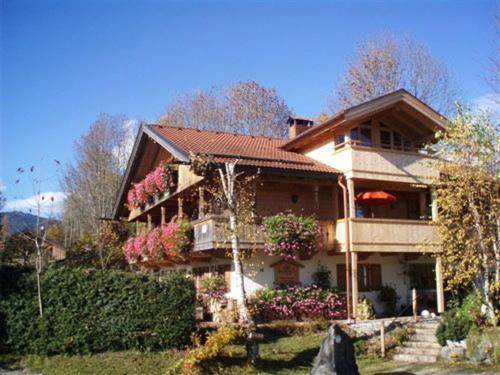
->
198, 186, 205, 219
419, 191, 427, 219
161, 206, 166, 225
147, 214, 152, 231
436, 255, 445, 313
338, 177, 352, 321
351, 251, 359, 319
178, 196, 184, 221
314, 185, 319, 212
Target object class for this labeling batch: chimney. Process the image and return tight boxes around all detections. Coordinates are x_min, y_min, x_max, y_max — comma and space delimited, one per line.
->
287, 116, 314, 139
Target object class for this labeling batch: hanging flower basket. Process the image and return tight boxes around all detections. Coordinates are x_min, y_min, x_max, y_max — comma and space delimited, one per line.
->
262, 211, 322, 260
126, 161, 177, 210
123, 221, 193, 265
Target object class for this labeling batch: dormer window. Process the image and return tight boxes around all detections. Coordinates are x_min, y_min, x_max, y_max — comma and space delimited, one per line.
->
351, 123, 372, 146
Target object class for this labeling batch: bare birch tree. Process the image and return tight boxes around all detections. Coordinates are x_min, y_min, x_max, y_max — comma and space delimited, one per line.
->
61, 114, 135, 255
331, 34, 457, 114
159, 81, 292, 138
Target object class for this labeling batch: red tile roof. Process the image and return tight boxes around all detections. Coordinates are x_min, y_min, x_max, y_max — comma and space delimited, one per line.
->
149, 125, 339, 175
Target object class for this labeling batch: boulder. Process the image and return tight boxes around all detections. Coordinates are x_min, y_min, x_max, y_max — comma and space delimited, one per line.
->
440, 340, 466, 362
311, 324, 359, 375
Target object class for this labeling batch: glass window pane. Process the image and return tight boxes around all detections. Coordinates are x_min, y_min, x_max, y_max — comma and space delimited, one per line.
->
360, 128, 372, 146
403, 139, 412, 151
350, 127, 359, 142
380, 130, 391, 149
393, 132, 402, 149
335, 133, 345, 147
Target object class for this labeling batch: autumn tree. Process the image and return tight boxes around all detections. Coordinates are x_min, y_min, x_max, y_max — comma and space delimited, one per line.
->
332, 34, 456, 114
431, 106, 499, 324
160, 80, 292, 138
61, 114, 135, 253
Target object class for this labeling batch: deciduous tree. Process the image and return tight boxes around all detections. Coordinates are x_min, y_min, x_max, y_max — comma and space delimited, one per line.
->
160, 81, 292, 138
431, 106, 499, 324
332, 34, 456, 114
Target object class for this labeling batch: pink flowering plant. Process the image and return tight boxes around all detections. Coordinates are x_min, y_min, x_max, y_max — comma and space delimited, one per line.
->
122, 221, 193, 264
249, 285, 347, 323
262, 211, 322, 259
126, 161, 176, 209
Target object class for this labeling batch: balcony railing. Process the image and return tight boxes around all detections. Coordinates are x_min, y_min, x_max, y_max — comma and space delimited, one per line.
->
329, 145, 438, 184
335, 218, 438, 253
192, 215, 337, 253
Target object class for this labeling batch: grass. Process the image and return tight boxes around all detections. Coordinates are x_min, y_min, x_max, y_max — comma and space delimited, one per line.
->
2, 327, 499, 375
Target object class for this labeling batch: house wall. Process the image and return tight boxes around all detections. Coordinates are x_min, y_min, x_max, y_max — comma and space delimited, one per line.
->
221, 250, 435, 315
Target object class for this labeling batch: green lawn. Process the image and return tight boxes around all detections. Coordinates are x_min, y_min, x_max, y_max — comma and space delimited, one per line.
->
2, 329, 498, 375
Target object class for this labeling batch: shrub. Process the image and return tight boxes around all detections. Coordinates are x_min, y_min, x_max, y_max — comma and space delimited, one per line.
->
262, 211, 322, 260
249, 286, 346, 323
356, 297, 374, 320
436, 290, 489, 346
0, 266, 196, 355
377, 284, 399, 316
201, 275, 226, 299
312, 265, 331, 289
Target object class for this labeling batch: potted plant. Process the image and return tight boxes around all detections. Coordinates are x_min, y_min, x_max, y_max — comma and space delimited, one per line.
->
377, 284, 400, 316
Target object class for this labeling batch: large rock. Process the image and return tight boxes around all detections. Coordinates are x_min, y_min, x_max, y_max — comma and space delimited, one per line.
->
311, 324, 359, 375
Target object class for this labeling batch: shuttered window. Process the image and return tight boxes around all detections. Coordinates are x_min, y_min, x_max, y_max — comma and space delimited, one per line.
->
337, 264, 382, 291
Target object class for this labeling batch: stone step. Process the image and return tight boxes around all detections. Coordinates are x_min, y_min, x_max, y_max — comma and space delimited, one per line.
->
415, 327, 437, 335
404, 341, 441, 349
409, 334, 439, 343
392, 353, 438, 363
397, 346, 441, 356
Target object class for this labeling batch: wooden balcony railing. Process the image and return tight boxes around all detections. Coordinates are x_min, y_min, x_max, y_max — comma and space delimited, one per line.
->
335, 218, 438, 253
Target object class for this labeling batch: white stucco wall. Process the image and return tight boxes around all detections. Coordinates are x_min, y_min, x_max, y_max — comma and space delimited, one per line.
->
225, 250, 435, 315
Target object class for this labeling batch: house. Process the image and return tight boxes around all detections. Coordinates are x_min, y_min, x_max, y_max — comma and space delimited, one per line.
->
112, 89, 446, 318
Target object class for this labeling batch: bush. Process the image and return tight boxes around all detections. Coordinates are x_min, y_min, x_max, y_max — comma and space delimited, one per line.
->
436, 290, 489, 347
312, 265, 331, 289
377, 284, 399, 316
356, 297, 374, 320
0, 266, 196, 355
249, 286, 346, 323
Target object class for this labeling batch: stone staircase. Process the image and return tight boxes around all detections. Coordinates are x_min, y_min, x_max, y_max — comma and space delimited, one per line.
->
392, 319, 441, 363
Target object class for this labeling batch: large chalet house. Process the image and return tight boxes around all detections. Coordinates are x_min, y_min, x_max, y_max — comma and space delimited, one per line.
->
113, 89, 446, 318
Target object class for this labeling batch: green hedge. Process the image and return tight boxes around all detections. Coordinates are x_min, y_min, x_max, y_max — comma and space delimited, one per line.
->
0, 266, 196, 355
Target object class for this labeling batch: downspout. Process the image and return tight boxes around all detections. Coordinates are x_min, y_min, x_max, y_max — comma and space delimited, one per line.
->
338, 176, 352, 321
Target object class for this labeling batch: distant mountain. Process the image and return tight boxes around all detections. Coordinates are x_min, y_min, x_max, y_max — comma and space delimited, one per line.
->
0, 211, 56, 236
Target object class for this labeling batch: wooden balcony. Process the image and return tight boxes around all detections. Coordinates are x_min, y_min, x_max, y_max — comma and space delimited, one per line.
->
192, 215, 265, 252
192, 216, 337, 253
335, 218, 439, 253
327, 145, 439, 184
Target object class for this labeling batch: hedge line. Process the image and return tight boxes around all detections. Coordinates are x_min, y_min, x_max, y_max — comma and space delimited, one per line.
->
0, 266, 196, 355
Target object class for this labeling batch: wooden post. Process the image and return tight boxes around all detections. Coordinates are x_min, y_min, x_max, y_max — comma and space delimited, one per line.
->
347, 178, 356, 219
436, 256, 445, 314
412, 288, 418, 322
314, 185, 319, 212
419, 192, 427, 220
161, 206, 166, 226
431, 188, 438, 221
198, 186, 205, 219
332, 184, 338, 221
135, 220, 140, 235
380, 322, 385, 358
178, 196, 184, 220
351, 251, 358, 319
147, 214, 152, 231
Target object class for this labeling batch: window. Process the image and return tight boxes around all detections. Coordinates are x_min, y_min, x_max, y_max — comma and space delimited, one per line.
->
408, 263, 435, 289
337, 264, 382, 291
349, 123, 372, 146
334, 133, 346, 149
379, 123, 414, 152
393, 132, 402, 150
380, 129, 392, 149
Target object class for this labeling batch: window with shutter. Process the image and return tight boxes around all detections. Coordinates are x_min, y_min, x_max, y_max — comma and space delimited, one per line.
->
337, 264, 382, 291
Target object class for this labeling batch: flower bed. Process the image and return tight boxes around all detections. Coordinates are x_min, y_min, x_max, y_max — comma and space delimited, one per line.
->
262, 211, 322, 260
124, 221, 192, 264
249, 285, 347, 323
127, 161, 176, 209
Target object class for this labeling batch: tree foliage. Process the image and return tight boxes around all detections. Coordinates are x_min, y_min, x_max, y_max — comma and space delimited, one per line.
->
431, 106, 499, 323
160, 80, 292, 138
332, 34, 456, 114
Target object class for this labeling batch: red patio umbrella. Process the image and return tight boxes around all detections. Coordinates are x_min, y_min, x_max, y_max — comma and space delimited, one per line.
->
355, 191, 397, 206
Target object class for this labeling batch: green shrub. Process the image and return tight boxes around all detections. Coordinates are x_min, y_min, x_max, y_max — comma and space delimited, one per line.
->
436, 290, 488, 347
0, 266, 196, 355
312, 265, 331, 289
436, 306, 472, 346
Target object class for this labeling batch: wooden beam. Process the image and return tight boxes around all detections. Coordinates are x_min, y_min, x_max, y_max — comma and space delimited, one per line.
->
351, 252, 359, 319
178, 196, 184, 220
161, 206, 166, 225
198, 186, 205, 219
436, 256, 445, 313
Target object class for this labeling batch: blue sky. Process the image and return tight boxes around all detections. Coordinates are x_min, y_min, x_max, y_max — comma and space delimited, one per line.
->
1, 0, 498, 215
